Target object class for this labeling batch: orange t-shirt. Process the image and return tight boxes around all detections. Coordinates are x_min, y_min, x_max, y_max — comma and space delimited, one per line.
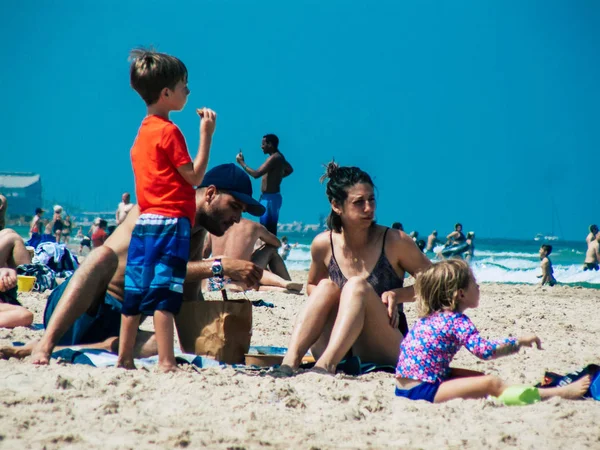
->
130, 115, 195, 224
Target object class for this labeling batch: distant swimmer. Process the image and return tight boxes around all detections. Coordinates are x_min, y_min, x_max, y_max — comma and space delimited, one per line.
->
586, 224, 598, 245
391, 222, 404, 231
465, 232, 476, 263
236, 134, 293, 235
437, 223, 468, 259
446, 223, 466, 246
538, 244, 557, 287
425, 230, 441, 253
583, 232, 600, 271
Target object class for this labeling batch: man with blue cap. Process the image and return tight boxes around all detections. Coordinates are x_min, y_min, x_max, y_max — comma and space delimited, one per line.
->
4, 164, 266, 364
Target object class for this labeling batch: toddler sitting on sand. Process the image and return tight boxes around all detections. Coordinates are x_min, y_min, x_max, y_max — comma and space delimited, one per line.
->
395, 259, 590, 403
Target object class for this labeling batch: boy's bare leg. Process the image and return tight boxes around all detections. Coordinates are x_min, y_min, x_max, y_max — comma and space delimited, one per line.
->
154, 310, 178, 372
117, 314, 141, 369
31, 246, 118, 365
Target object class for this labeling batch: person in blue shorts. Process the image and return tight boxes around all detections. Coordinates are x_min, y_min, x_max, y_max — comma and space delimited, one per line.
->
236, 134, 293, 235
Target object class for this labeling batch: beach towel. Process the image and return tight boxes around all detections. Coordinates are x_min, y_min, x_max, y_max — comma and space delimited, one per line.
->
33, 242, 79, 278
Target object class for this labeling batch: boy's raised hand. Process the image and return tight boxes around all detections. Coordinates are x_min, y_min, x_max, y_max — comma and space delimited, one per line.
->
197, 108, 217, 136
518, 334, 542, 350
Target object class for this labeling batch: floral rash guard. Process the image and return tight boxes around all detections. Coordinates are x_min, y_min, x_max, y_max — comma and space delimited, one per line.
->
396, 311, 518, 383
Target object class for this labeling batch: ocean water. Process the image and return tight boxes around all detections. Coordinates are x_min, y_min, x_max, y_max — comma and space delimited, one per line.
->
281, 234, 600, 289
13, 226, 599, 288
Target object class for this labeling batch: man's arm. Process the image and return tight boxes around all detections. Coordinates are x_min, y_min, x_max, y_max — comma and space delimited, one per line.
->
256, 224, 281, 248
237, 153, 278, 179
185, 257, 263, 288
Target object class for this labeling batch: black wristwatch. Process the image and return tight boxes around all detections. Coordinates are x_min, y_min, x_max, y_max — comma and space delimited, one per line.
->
211, 258, 223, 278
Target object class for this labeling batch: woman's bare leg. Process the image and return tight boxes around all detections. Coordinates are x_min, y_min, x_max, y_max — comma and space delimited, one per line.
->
281, 279, 340, 371
314, 277, 402, 373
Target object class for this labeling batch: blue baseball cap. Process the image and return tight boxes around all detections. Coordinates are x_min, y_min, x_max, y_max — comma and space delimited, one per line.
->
199, 164, 265, 217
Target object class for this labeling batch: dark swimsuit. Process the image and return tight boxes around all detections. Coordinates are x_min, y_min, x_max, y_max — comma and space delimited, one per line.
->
327, 228, 409, 336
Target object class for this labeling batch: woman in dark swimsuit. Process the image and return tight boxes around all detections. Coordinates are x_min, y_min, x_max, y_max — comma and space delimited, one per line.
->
281, 163, 431, 374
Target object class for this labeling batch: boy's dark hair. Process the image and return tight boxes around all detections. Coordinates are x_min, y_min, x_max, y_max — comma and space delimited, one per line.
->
98, 219, 108, 229
129, 48, 188, 106
263, 134, 279, 149
590, 224, 599, 234
281, 236, 288, 243
320, 161, 375, 233
391, 222, 403, 231
541, 244, 553, 256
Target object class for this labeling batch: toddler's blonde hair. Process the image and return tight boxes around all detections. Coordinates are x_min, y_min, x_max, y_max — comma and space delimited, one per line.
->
415, 259, 473, 317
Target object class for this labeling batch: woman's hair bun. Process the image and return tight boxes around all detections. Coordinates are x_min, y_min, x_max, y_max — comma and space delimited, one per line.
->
320, 160, 339, 184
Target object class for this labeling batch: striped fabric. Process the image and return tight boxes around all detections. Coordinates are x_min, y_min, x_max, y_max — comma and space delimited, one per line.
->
123, 214, 190, 316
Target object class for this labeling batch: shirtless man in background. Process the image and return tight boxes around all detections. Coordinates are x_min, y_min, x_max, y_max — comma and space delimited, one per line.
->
583, 231, 600, 271
236, 134, 293, 235
204, 218, 302, 292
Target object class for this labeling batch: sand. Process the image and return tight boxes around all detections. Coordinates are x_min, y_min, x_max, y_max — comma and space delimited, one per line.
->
1, 271, 599, 449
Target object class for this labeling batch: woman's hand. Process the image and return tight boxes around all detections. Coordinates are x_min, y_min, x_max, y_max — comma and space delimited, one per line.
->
381, 290, 399, 328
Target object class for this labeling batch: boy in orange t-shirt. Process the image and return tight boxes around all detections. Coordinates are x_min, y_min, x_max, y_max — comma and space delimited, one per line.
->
118, 49, 217, 372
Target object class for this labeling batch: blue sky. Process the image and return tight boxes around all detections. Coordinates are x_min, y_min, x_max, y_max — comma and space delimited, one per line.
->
1, 1, 598, 240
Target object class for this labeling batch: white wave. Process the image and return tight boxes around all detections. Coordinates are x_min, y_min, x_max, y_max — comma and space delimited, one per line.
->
475, 258, 539, 270
474, 250, 540, 258
472, 264, 600, 285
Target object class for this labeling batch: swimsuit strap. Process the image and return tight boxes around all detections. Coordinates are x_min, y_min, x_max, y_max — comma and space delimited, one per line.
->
328, 231, 347, 288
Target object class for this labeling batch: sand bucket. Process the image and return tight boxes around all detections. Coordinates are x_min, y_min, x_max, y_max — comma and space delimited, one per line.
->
17, 275, 36, 293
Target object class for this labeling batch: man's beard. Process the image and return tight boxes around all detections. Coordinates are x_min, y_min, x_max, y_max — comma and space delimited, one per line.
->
196, 209, 228, 237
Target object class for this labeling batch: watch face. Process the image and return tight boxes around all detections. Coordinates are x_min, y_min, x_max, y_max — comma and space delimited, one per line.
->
212, 261, 223, 276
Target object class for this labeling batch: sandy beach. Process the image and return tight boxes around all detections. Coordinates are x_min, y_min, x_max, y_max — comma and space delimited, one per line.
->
1, 271, 599, 449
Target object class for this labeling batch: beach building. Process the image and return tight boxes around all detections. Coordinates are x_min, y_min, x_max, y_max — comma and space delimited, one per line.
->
0, 172, 42, 216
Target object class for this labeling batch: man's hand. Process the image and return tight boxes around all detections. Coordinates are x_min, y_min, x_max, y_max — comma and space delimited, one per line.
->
518, 334, 542, 350
197, 108, 217, 136
0, 268, 18, 293
221, 258, 262, 289
381, 290, 399, 328
236, 150, 245, 165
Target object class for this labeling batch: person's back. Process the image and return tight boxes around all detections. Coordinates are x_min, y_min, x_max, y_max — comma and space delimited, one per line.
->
209, 219, 267, 261
583, 233, 600, 271
92, 222, 108, 248
425, 231, 438, 252
586, 225, 598, 245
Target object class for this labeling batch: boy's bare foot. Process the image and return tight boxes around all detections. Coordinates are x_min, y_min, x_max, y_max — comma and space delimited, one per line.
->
31, 341, 54, 365
116, 358, 136, 370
